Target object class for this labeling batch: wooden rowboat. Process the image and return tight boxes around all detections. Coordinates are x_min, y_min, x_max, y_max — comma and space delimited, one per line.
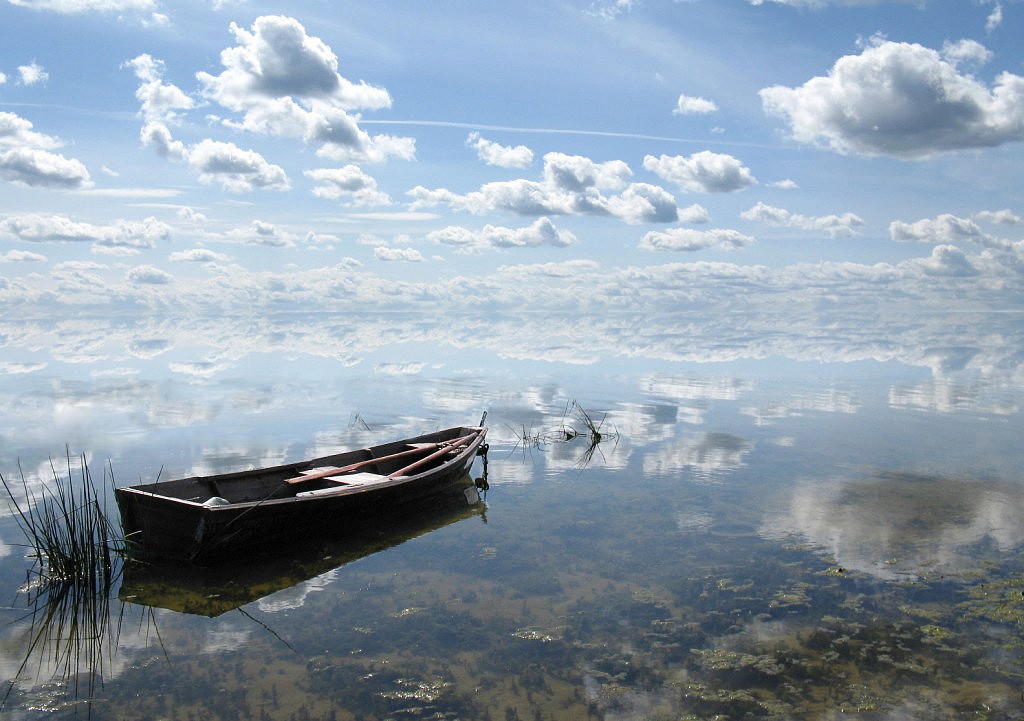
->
115, 424, 488, 564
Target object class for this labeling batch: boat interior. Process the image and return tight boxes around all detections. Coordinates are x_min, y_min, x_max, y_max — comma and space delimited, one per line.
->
122, 427, 481, 505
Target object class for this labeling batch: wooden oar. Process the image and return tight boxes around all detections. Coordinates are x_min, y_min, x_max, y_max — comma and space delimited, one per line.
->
285, 445, 436, 484
387, 433, 475, 478
284, 433, 475, 484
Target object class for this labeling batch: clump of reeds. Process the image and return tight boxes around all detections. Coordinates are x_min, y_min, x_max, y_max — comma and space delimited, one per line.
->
508, 423, 542, 453
507, 400, 619, 467
569, 400, 611, 444
0, 453, 129, 710
543, 400, 616, 445
567, 401, 618, 468
0, 452, 123, 589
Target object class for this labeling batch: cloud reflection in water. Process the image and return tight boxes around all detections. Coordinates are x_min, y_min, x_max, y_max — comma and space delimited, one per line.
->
761, 472, 1024, 580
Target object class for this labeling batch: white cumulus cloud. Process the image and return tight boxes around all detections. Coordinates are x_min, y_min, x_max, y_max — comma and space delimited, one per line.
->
760, 38, 1024, 158
196, 15, 414, 163
1, 249, 46, 262
467, 132, 534, 168
140, 121, 187, 161
127, 264, 173, 284
919, 244, 980, 277
889, 214, 990, 245
639, 227, 755, 252
17, 61, 48, 86
742, 202, 864, 238
428, 217, 577, 252
169, 248, 229, 263
187, 138, 290, 193
123, 54, 195, 123
673, 94, 718, 115
975, 209, 1020, 226
544, 152, 631, 191
305, 165, 391, 206
224, 220, 296, 247
0, 112, 91, 188
0, 148, 91, 188
410, 152, 681, 225
0, 213, 170, 250
643, 151, 757, 193
0, 112, 61, 150
125, 57, 290, 194
374, 246, 424, 262
605, 183, 681, 224
940, 39, 993, 67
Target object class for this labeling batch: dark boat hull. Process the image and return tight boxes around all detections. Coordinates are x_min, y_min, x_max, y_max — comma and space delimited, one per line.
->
115, 425, 486, 564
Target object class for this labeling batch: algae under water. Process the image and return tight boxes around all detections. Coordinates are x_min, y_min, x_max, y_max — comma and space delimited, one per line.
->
6, 448, 1023, 719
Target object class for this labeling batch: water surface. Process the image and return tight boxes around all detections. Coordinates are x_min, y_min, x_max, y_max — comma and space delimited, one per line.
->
1, 310, 1022, 719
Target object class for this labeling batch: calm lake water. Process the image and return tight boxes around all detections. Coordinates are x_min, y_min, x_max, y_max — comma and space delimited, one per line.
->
1, 310, 1023, 720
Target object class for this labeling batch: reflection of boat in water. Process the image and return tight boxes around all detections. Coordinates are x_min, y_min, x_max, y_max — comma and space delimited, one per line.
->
118, 479, 486, 617
116, 424, 488, 564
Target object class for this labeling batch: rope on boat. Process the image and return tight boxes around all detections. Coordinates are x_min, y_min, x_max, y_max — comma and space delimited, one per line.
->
475, 442, 489, 491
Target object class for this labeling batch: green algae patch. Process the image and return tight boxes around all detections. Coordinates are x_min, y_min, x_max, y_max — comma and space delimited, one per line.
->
691, 648, 786, 676
919, 624, 953, 642
962, 574, 1024, 627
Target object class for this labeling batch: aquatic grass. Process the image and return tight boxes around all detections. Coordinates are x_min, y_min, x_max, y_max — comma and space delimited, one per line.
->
570, 400, 606, 441
0, 452, 124, 589
507, 423, 542, 453
506, 401, 619, 467
0, 453, 135, 713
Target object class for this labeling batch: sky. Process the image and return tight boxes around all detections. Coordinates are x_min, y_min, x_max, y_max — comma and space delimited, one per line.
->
1, 0, 1023, 315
